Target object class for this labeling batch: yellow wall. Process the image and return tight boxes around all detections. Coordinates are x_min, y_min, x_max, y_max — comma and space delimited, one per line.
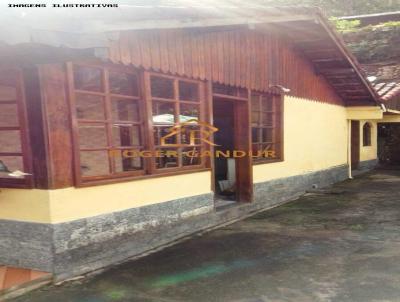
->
254, 96, 349, 183
0, 171, 211, 223
0, 189, 50, 222
0, 97, 381, 224
359, 120, 378, 161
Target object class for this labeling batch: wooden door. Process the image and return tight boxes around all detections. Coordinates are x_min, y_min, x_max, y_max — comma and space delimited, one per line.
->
351, 120, 360, 170
234, 100, 253, 202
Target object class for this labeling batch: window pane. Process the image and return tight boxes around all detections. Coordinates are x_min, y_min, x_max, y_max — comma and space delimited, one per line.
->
183, 147, 201, 166
251, 111, 260, 125
154, 126, 177, 146
262, 143, 276, 159
151, 76, 174, 99
262, 128, 273, 143
0, 156, 24, 178
261, 95, 273, 111
109, 72, 139, 96
251, 95, 260, 111
76, 94, 105, 120
113, 150, 143, 173
80, 151, 110, 177
0, 130, 21, 152
112, 125, 141, 147
73, 65, 103, 92
156, 148, 179, 169
152, 101, 176, 124
0, 85, 16, 102
111, 98, 140, 122
252, 128, 259, 143
179, 81, 199, 102
180, 103, 199, 122
0, 104, 19, 127
181, 125, 200, 145
78, 124, 107, 149
261, 112, 273, 126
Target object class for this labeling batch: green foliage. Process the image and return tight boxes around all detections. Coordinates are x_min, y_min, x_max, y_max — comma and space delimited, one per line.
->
331, 18, 361, 31
259, 0, 400, 17
342, 21, 400, 63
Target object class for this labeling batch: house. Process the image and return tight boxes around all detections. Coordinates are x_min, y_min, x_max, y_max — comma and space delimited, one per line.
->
338, 11, 400, 163
0, 4, 388, 281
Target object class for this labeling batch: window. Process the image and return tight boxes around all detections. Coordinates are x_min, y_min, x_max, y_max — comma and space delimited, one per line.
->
0, 69, 32, 187
69, 64, 144, 182
68, 64, 206, 184
251, 92, 283, 163
149, 73, 204, 170
363, 122, 372, 147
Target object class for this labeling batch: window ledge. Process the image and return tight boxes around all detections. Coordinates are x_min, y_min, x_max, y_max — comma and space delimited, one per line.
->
253, 159, 284, 165
76, 168, 211, 188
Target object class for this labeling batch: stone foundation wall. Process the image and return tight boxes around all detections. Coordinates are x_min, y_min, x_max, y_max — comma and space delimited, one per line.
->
0, 164, 355, 280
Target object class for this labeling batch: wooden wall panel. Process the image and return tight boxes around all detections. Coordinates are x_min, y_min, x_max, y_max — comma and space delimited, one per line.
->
38, 64, 74, 188
112, 28, 344, 106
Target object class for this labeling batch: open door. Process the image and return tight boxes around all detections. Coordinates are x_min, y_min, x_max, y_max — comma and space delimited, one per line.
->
351, 120, 360, 170
212, 93, 253, 204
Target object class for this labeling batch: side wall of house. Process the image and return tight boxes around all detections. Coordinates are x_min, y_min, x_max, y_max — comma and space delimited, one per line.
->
254, 96, 348, 184
359, 120, 379, 170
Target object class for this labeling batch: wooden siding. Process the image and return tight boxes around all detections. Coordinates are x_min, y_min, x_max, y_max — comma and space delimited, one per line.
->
109, 28, 344, 106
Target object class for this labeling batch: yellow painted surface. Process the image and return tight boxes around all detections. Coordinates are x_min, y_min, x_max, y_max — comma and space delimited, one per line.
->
254, 96, 349, 183
0, 189, 51, 222
48, 171, 211, 223
1, 97, 382, 224
347, 106, 383, 120
382, 114, 400, 123
0, 172, 211, 223
359, 120, 378, 161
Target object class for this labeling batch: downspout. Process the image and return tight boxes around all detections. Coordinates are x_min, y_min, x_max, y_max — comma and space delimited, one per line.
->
348, 120, 353, 179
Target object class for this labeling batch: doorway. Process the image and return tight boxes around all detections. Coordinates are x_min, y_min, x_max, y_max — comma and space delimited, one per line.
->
212, 97, 253, 205
351, 120, 360, 170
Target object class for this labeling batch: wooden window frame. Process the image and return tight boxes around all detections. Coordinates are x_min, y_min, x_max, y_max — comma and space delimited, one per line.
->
67, 62, 208, 186
0, 69, 33, 188
363, 122, 372, 147
144, 71, 207, 174
251, 91, 284, 164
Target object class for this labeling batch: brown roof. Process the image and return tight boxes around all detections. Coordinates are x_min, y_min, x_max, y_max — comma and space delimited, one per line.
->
0, 3, 380, 105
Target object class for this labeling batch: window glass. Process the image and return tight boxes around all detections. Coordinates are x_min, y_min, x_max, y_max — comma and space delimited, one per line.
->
111, 98, 140, 122
114, 152, 143, 173
73, 65, 103, 92
71, 64, 145, 181
76, 94, 105, 120
80, 151, 110, 176
180, 104, 199, 121
0, 73, 30, 184
109, 72, 138, 96
112, 125, 141, 147
152, 101, 175, 124
155, 148, 179, 169
182, 147, 201, 166
0, 156, 23, 178
251, 92, 282, 162
151, 76, 174, 99
0, 130, 21, 153
78, 124, 108, 149
153, 126, 176, 146
179, 81, 199, 102
0, 104, 19, 127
